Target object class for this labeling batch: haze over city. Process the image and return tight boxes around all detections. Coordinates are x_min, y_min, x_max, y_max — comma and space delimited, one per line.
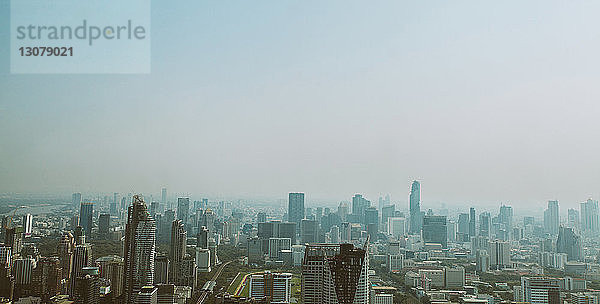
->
3, 1, 600, 208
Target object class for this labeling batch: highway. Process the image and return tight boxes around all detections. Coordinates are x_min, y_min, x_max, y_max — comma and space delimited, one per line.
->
196, 260, 233, 304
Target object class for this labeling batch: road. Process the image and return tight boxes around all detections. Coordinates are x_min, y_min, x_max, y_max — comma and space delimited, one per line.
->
196, 260, 233, 304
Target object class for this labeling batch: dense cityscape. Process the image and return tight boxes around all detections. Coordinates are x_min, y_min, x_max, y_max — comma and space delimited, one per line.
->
0, 181, 597, 304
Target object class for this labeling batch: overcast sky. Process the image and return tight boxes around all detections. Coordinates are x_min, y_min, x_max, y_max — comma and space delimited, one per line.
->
2, 1, 600, 211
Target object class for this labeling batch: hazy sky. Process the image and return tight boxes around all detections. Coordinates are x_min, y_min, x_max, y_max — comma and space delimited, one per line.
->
2, 1, 600, 210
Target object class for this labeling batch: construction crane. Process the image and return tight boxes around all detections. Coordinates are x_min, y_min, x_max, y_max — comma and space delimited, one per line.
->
4, 205, 27, 229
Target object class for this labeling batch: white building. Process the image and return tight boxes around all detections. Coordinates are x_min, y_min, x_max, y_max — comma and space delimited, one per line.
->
387, 217, 406, 238
387, 254, 404, 273
196, 248, 211, 273
249, 272, 292, 304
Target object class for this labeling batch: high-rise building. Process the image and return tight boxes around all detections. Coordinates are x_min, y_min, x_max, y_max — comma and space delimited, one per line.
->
364, 207, 378, 233
154, 255, 169, 285
499, 205, 513, 236
300, 219, 319, 244
98, 213, 110, 236
409, 181, 421, 234
249, 272, 292, 304
479, 212, 491, 238
489, 240, 511, 270
176, 198, 190, 225
137, 285, 158, 304
72, 193, 82, 207
567, 208, 580, 230
556, 226, 582, 261
580, 199, 599, 234
288, 193, 305, 230
457, 213, 470, 237
80, 202, 94, 237
22, 214, 33, 237
387, 217, 405, 238
544, 200, 559, 235
469, 208, 476, 237
422, 215, 447, 248
32, 257, 61, 302
381, 205, 395, 233
268, 238, 292, 260
302, 243, 369, 304
123, 195, 157, 304
95, 255, 124, 298
70, 243, 93, 295
520, 277, 560, 304
161, 188, 167, 208
351, 194, 370, 224
74, 267, 100, 304
170, 220, 186, 285
110, 193, 119, 216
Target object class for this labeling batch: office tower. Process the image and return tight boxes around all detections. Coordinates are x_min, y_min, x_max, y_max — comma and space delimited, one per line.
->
337, 202, 349, 221
302, 243, 369, 304
170, 220, 186, 285
74, 225, 86, 245
248, 237, 263, 265
199, 209, 216, 237
22, 214, 32, 237
154, 255, 169, 284
568, 208, 580, 229
278, 222, 296, 244
96, 255, 124, 298
161, 188, 167, 208
123, 195, 157, 304
33, 257, 61, 301
157, 284, 175, 303
381, 205, 395, 233
422, 215, 448, 248
409, 181, 421, 234
329, 226, 340, 243
479, 212, 491, 238
150, 201, 159, 218
288, 193, 305, 230
544, 200, 560, 235
257, 212, 267, 223
499, 205, 513, 233
13, 257, 34, 285
489, 240, 511, 270
72, 193, 82, 207
469, 208, 476, 237
520, 277, 560, 304
4, 226, 24, 255
387, 217, 405, 238
444, 266, 465, 288
364, 207, 379, 233
137, 285, 158, 304
300, 219, 319, 244
176, 198, 190, 225
387, 254, 404, 272
110, 193, 119, 215
98, 213, 110, 236
70, 242, 93, 295
446, 220, 457, 242
556, 226, 582, 261
74, 267, 100, 304
158, 210, 175, 243
180, 256, 197, 288
196, 248, 211, 273
581, 199, 599, 234
268, 238, 292, 260
249, 272, 292, 304
351, 194, 370, 224
476, 250, 489, 273
80, 202, 94, 237
59, 232, 74, 282
197, 226, 209, 249
457, 213, 470, 236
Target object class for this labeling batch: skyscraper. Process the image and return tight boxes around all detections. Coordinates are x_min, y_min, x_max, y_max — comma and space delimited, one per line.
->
544, 200, 559, 235
556, 226, 582, 261
22, 214, 32, 238
302, 243, 369, 304
580, 199, 599, 234
351, 194, 370, 224
422, 215, 448, 248
170, 220, 186, 285
98, 213, 110, 236
161, 188, 167, 208
79, 202, 94, 237
409, 181, 421, 234
122, 195, 156, 304
288, 193, 305, 230
176, 197, 190, 225
72, 193, 82, 207
479, 212, 491, 238
489, 240, 511, 270
469, 207, 476, 237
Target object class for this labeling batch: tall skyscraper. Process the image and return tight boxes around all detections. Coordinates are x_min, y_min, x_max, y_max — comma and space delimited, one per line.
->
364, 207, 378, 233
499, 205, 513, 239
302, 243, 369, 304
22, 214, 32, 238
556, 226, 582, 261
489, 240, 511, 270
409, 181, 421, 234
544, 200, 559, 235
122, 195, 156, 304
176, 197, 190, 225
170, 219, 186, 285
457, 213, 470, 235
300, 219, 319, 244
479, 212, 491, 238
98, 213, 110, 236
469, 207, 476, 237
567, 208, 580, 230
351, 194, 370, 224
79, 202, 94, 237
288, 193, 305, 230
72, 193, 82, 207
161, 188, 167, 208
422, 215, 448, 248
580, 199, 599, 234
